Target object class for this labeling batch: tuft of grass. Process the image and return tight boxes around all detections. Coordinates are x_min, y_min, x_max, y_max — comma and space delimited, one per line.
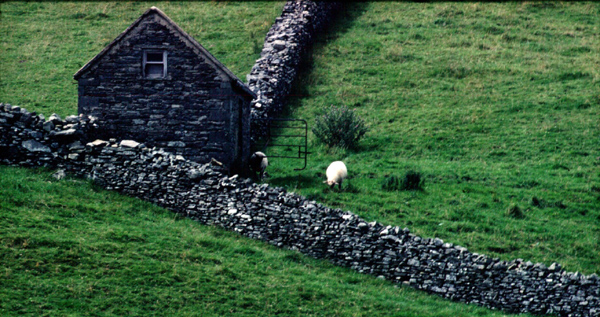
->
382, 170, 425, 191
507, 204, 525, 219
382, 174, 402, 191
400, 170, 425, 191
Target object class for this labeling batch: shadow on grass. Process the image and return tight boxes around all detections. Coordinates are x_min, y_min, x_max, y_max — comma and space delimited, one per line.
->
252, 3, 372, 160
268, 174, 316, 189
280, 2, 371, 116
321, 182, 361, 194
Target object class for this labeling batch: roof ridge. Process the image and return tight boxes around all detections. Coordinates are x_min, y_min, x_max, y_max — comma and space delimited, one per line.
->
73, 7, 255, 98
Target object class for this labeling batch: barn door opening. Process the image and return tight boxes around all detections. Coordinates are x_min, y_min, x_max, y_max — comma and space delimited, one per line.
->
253, 118, 309, 171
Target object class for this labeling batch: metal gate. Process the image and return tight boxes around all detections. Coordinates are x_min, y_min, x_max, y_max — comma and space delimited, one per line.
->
254, 118, 309, 170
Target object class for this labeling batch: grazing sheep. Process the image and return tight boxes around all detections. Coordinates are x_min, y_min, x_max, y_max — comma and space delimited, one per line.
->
249, 151, 268, 181
324, 161, 347, 190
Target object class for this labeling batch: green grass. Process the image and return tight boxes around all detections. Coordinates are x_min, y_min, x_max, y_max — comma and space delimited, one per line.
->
0, 166, 527, 316
0, 1, 280, 117
1, 2, 598, 316
265, 2, 600, 274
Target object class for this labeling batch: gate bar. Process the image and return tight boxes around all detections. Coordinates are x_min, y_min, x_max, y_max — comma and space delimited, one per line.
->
255, 118, 309, 171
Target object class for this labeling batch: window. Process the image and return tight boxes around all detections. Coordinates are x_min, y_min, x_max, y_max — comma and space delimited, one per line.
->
143, 51, 167, 78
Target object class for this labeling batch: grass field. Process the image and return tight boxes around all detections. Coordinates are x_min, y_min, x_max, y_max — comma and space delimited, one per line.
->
267, 2, 600, 274
1, 1, 598, 316
1, 166, 528, 316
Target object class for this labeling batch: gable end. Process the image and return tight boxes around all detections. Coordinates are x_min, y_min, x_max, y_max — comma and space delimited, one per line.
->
73, 6, 256, 99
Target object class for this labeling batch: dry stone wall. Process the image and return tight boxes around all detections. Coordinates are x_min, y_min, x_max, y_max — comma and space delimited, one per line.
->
1, 103, 599, 317
247, 1, 343, 139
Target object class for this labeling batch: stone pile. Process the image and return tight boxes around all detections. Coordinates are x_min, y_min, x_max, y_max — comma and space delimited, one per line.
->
1, 103, 598, 317
0, 104, 97, 168
247, 1, 342, 139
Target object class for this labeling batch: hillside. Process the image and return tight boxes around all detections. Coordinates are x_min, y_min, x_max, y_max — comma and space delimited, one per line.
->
2, 166, 532, 316
1, 2, 599, 316
267, 2, 600, 274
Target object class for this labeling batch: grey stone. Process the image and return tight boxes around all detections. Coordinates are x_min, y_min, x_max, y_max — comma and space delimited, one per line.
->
120, 140, 140, 148
68, 141, 84, 151
272, 40, 286, 51
87, 139, 110, 147
53, 128, 77, 136
52, 169, 66, 180
43, 120, 55, 132
48, 113, 63, 124
65, 115, 79, 123
168, 141, 186, 147
22, 140, 51, 152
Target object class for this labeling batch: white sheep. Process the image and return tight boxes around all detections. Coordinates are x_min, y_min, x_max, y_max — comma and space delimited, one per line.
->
249, 151, 268, 181
324, 161, 347, 190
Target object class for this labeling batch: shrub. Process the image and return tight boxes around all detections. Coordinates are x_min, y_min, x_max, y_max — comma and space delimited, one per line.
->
507, 204, 525, 219
382, 175, 401, 191
531, 196, 542, 207
312, 105, 368, 149
400, 170, 424, 191
382, 170, 424, 191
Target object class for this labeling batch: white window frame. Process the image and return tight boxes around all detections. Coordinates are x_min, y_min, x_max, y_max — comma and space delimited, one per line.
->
143, 51, 167, 79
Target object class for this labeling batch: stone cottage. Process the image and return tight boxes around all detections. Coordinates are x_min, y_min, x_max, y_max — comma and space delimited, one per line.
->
74, 7, 256, 174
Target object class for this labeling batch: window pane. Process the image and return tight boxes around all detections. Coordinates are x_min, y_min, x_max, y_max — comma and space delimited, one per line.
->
146, 52, 163, 62
145, 64, 164, 78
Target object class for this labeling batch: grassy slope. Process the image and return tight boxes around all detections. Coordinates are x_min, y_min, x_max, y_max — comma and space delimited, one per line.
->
0, 167, 527, 316
1, 2, 527, 316
267, 2, 600, 274
0, 1, 598, 316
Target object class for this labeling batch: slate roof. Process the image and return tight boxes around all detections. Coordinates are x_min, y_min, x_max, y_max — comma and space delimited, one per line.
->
73, 6, 256, 98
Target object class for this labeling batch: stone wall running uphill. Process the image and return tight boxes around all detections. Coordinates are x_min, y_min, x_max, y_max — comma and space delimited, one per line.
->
247, 1, 343, 140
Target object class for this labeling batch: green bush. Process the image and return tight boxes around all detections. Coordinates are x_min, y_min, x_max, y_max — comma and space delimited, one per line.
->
507, 204, 525, 219
312, 105, 368, 149
401, 170, 425, 191
382, 171, 425, 191
382, 175, 401, 191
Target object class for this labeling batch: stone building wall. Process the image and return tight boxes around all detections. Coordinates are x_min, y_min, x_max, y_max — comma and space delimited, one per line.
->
1, 103, 598, 317
76, 0, 344, 168
76, 10, 252, 172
